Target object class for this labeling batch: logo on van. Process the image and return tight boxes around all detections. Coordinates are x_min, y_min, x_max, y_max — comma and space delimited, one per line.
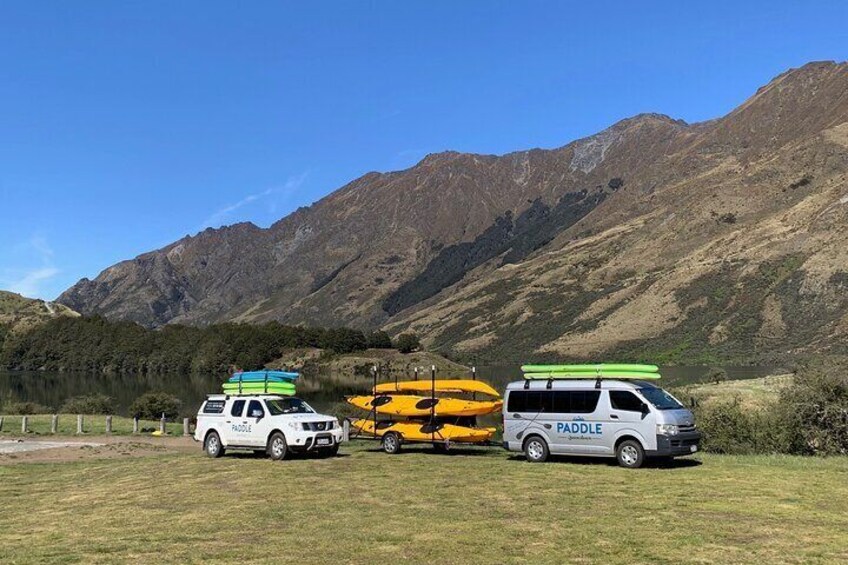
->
556, 422, 602, 435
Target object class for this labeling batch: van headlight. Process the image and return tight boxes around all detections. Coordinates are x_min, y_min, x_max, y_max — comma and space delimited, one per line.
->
657, 424, 679, 436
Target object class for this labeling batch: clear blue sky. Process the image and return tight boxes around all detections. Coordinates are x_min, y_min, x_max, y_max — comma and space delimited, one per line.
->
1, 1, 846, 300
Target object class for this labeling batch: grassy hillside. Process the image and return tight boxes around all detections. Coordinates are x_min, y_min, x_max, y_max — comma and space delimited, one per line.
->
0, 290, 78, 335
1, 443, 846, 563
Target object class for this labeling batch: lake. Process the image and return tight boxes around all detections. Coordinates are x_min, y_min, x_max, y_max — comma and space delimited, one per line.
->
0, 364, 785, 417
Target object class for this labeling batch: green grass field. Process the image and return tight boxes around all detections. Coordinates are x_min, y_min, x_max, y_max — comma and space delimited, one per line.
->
1, 441, 847, 564
0, 413, 185, 436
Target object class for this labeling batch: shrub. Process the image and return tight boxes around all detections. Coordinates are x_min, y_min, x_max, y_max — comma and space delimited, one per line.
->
780, 367, 848, 455
693, 397, 797, 455
130, 391, 182, 420
395, 333, 421, 354
60, 394, 114, 415
3, 401, 52, 415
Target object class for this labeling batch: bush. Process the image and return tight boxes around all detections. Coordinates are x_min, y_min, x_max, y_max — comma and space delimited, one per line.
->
3, 401, 52, 415
395, 333, 421, 354
694, 397, 796, 455
780, 367, 848, 455
61, 394, 114, 415
366, 331, 393, 349
130, 391, 182, 420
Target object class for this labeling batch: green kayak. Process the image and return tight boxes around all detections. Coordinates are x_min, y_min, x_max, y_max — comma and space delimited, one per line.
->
523, 371, 661, 380
521, 363, 660, 374
222, 382, 296, 395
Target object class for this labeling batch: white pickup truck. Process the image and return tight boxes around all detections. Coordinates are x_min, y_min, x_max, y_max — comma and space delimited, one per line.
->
194, 394, 344, 460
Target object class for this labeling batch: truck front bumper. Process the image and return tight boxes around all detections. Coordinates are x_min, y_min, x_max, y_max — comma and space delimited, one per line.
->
288, 429, 344, 452
649, 431, 702, 457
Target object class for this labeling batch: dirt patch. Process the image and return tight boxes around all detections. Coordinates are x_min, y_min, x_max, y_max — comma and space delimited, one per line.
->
0, 435, 198, 465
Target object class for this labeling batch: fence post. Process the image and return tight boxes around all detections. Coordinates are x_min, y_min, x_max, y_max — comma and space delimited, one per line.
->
342, 419, 350, 442
132, 417, 139, 434
105, 415, 113, 434
51, 414, 58, 434
0, 416, 3, 432
159, 414, 166, 434
77, 414, 84, 434
21, 415, 28, 433
183, 418, 190, 437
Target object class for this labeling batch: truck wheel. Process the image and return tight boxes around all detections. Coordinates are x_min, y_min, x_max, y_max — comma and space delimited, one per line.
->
267, 432, 288, 461
616, 439, 645, 468
524, 436, 549, 463
204, 431, 224, 458
382, 432, 402, 454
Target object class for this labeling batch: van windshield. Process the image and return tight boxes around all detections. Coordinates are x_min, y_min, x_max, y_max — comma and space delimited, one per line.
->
265, 398, 314, 415
638, 387, 683, 410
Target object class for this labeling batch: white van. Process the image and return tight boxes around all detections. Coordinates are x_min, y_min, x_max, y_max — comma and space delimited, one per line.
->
502, 379, 700, 468
194, 394, 344, 460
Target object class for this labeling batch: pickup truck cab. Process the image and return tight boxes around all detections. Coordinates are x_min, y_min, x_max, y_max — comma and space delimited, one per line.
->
194, 394, 343, 460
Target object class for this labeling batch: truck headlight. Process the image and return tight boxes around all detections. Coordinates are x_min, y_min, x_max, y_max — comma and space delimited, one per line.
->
657, 424, 679, 436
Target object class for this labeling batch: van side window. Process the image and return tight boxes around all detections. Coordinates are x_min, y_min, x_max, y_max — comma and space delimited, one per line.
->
610, 391, 644, 412
247, 400, 264, 418
230, 399, 246, 417
507, 390, 600, 414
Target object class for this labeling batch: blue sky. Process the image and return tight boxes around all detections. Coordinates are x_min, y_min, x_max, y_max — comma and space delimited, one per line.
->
1, 1, 847, 300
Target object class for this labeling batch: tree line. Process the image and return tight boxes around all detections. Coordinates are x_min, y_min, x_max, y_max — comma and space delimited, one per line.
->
0, 316, 416, 375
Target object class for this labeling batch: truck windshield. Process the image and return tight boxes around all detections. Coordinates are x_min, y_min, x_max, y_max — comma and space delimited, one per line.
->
265, 398, 315, 415
638, 387, 684, 410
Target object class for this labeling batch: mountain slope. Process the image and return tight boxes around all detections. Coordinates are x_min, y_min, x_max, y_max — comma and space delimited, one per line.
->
0, 290, 79, 335
59, 61, 848, 363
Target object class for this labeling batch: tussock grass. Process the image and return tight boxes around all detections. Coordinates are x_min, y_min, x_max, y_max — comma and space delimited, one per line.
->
1, 442, 847, 563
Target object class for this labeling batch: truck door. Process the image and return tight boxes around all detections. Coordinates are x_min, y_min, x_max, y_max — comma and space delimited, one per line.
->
244, 399, 271, 447
226, 399, 250, 446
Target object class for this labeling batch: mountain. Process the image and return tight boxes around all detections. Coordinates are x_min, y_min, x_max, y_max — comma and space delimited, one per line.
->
58, 61, 848, 364
0, 291, 78, 335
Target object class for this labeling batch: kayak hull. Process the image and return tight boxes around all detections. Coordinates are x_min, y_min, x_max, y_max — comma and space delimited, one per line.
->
228, 370, 299, 383
351, 419, 495, 443
347, 395, 502, 417
523, 372, 661, 380
222, 382, 296, 395
374, 380, 500, 397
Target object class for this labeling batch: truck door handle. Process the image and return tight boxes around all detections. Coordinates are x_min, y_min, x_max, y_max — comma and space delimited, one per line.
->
513, 414, 522, 419
225, 420, 231, 423
610, 414, 619, 420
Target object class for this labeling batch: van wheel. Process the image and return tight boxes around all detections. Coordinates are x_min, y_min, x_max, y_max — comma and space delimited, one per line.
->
524, 436, 548, 463
616, 439, 645, 468
204, 431, 224, 458
382, 432, 402, 454
267, 432, 288, 461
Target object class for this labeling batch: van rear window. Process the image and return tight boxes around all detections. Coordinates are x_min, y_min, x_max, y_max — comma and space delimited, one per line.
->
507, 390, 600, 414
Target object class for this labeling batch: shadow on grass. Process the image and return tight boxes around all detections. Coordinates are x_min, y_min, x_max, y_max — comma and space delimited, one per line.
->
505, 453, 702, 469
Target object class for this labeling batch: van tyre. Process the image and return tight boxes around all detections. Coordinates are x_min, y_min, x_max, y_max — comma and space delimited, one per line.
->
616, 439, 645, 468
382, 432, 402, 454
524, 436, 549, 463
204, 431, 224, 458
267, 432, 288, 461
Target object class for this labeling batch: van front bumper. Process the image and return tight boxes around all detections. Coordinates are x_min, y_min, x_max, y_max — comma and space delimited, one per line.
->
650, 431, 702, 457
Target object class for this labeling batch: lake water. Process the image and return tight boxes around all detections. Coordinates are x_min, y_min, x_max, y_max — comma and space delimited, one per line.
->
0, 364, 784, 417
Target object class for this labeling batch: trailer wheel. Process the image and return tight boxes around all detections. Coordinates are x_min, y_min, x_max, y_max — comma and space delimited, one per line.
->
267, 432, 288, 461
433, 442, 449, 453
382, 432, 402, 454
204, 431, 224, 458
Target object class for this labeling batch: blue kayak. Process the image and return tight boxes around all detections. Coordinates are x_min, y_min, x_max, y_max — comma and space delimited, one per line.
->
227, 370, 299, 383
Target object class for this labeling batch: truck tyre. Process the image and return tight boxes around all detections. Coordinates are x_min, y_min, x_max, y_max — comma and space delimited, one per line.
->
267, 431, 288, 461
204, 431, 224, 458
616, 439, 645, 468
382, 432, 402, 454
523, 436, 549, 463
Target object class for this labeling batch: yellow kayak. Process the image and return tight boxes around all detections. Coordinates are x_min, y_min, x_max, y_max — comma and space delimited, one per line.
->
347, 395, 503, 417
373, 379, 500, 398
351, 418, 495, 443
